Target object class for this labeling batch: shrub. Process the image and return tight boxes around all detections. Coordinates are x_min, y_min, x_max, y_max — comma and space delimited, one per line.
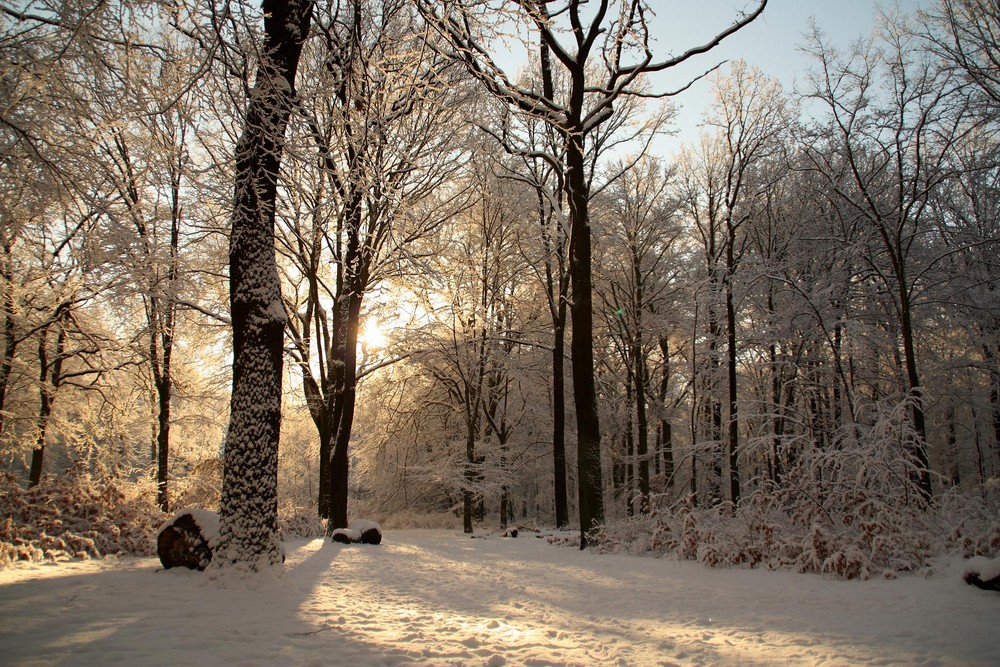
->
0, 465, 164, 569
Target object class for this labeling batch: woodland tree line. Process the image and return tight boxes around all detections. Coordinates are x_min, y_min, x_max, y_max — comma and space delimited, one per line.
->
1, 0, 999, 572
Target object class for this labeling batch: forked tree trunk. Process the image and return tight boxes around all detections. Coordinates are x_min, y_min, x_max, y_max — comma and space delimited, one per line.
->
28, 323, 64, 487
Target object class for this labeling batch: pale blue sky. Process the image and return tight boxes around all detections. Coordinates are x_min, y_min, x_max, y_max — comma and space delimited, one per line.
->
644, 0, 933, 154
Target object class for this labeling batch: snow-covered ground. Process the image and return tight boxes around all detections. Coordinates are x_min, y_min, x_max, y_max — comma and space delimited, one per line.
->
1, 529, 997, 666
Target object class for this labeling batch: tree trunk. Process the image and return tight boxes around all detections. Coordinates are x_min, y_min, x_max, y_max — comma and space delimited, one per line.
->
565, 128, 603, 547
725, 247, 740, 507
898, 272, 932, 501
769, 340, 784, 484
155, 372, 171, 511
982, 344, 1000, 472
316, 410, 332, 518
634, 337, 650, 513
154, 140, 183, 513
624, 378, 634, 517
707, 307, 723, 505
538, 42, 570, 530
28, 322, 64, 487
0, 240, 18, 439
214, 0, 312, 571
657, 336, 674, 492
326, 284, 363, 533
552, 326, 569, 527
463, 426, 476, 534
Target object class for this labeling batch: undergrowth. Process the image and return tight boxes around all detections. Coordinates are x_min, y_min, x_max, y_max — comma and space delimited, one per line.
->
0, 466, 164, 569
595, 479, 999, 580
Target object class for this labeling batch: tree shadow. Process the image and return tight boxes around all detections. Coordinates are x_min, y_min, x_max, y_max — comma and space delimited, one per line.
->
0, 539, 415, 666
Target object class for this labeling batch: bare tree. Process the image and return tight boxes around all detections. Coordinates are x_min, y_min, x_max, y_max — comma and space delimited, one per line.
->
802, 17, 980, 500
922, 0, 1000, 108
276, 0, 467, 530
597, 156, 681, 513
416, 0, 767, 547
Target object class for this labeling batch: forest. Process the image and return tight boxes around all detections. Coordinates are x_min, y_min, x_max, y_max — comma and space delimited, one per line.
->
1, 0, 999, 578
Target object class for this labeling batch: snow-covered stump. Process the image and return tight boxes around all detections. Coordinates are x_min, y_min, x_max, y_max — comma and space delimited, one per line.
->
964, 557, 1000, 592
330, 520, 382, 546
157, 509, 219, 571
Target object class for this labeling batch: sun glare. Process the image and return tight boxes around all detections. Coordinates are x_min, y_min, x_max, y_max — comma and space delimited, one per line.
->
360, 322, 387, 350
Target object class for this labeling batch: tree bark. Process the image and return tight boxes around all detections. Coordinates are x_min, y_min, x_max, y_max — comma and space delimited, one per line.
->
657, 336, 674, 492
725, 276, 740, 506
552, 324, 569, 527
214, 0, 312, 571
28, 323, 64, 487
566, 129, 604, 547
897, 266, 932, 501
0, 239, 18, 439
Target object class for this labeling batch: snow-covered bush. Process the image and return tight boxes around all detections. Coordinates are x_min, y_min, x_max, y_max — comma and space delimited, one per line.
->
370, 510, 462, 531
170, 457, 223, 512
939, 479, 1000, 559
596, 401, 993, 579
0, 466, 164, 569
278, 502, 325, 538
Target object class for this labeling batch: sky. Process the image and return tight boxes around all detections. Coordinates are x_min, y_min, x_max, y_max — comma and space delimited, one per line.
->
637, 0, 935, 154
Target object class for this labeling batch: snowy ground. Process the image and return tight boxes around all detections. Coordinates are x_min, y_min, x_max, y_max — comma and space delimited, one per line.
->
1, 529, 997, 666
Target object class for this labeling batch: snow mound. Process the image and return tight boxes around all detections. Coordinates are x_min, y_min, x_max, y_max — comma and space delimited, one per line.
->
331, 520, 382, 545
963, 556, 1000, 591
157, 509, 220, 571
158, 509, 220, 548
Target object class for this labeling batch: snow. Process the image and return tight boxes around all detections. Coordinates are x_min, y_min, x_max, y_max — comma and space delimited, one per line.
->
332, 520, 382, 544
965, 555, 1000, 583
1, 529, 997, 666
264, 299, 287, 324
350, 519, 382, 535
158, 508, 221, 548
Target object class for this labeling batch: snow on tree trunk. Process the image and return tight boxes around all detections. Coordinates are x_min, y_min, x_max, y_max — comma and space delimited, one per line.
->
212, 0, 312, 572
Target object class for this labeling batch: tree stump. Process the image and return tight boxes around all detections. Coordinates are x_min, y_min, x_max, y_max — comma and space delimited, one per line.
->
330, 520, 382, 546
157, 510, 219, 571
963, 557, 1000, 592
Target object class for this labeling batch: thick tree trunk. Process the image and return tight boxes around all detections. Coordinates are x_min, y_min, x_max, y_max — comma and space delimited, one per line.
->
316, 412, 332, 518
565, 130, 603, 548
634, 337, 650, 513
632, 250, 650, 512
706, 307, 723, 505
154, 150, 182, 513
155, 372, 171, 511
214, 0, 312, 571
537, 43, 570, 531
28, 356, 50, 487
463, 427, 476, 534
